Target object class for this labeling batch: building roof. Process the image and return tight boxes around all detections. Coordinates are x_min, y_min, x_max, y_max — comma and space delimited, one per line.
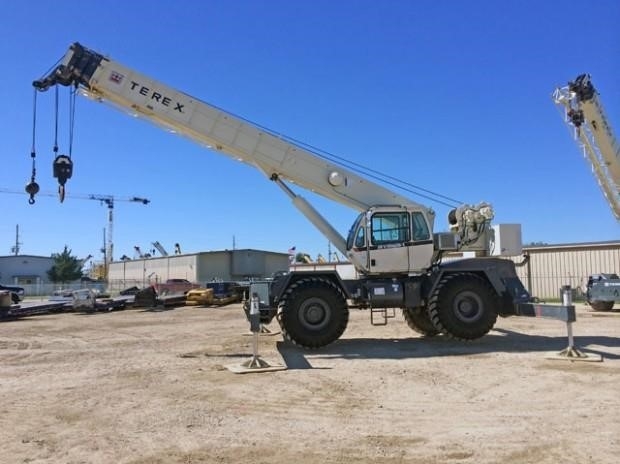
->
0, 254, 53, 259
523, 240, 620, 251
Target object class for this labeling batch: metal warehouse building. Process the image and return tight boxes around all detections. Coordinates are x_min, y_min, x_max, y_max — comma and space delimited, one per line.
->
107, 249, 289, 290
512, 240, 620, 299
0, 255, 55, 285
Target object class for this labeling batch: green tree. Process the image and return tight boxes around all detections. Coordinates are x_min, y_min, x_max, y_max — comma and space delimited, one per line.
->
47, 246, 83, 283
295, 252, 312, 263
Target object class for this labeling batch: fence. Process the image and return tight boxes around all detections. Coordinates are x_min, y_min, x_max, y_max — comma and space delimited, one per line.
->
107, 279, 155, 294
21, 282, 106, 299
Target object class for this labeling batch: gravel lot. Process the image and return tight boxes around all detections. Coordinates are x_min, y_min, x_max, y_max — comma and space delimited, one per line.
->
1, 302, 619, 464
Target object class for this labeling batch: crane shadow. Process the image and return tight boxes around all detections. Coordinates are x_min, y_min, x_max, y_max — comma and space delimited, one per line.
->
276, 329, 620, 369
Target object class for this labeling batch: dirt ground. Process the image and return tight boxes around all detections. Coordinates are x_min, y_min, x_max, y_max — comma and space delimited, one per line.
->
1, 302, 619, 464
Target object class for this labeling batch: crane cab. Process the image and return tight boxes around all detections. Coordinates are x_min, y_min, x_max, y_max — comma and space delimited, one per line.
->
346, 206, 435, 275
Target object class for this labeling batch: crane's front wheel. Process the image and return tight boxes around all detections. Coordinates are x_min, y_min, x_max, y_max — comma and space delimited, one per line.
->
402, 307, 440, 337
428, 273, 498, 340
278, 277, 348, 349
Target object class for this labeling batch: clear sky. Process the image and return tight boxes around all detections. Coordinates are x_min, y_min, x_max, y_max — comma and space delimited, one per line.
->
0, 0, 618, 267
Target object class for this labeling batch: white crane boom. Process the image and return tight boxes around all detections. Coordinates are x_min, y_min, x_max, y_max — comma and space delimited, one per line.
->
152, 241, 169, 257
34, 43, 429, 213
553, 74, 620, 220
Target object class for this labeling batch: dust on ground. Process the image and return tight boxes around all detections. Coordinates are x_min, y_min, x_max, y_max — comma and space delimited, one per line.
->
1, 302, 619, 463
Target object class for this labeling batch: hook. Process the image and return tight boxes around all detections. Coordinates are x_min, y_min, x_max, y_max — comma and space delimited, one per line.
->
58, 184, 65, 203
25, 180, 39, 206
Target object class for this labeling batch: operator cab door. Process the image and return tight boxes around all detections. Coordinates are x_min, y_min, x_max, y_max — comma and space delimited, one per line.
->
367, 211, 413, 274
347, 210, 434, 275
348, 210, 411, 275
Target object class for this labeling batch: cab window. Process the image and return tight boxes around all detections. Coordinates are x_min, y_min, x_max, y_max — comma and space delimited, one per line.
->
411, 212, 430, 241
354, 226, 366, 248
346, 213, 365, 249
371, 212, 410, 245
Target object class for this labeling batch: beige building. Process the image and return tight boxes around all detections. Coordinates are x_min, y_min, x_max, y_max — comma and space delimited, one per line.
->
107, 249, 289, 290
512, 240, 620, 299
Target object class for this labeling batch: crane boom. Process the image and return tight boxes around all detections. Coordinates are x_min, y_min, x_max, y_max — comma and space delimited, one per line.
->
33, 43, 430, 216
553, 74, 620, 220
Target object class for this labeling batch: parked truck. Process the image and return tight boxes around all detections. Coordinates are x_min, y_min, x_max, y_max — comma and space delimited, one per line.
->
30, 43, 574, 347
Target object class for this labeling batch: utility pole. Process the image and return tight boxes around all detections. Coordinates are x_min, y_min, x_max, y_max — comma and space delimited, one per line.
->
10, 225, 22, 256
101, 228, 107, 280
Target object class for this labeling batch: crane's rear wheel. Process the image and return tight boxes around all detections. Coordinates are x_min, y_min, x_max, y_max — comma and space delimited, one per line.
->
588, 300, 615, 312
402, 307, 440, 337
278, 277, 348, 349
428, 273, 498, 340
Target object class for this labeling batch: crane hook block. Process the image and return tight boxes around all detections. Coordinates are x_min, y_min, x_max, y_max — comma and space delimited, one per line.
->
53, 155, 73, 203
53, 155, 73, 186
25, 181, 40, 205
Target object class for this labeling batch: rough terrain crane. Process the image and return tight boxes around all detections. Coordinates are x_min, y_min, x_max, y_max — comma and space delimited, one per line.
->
29, 43, 573, 348
553, 74, 620, 311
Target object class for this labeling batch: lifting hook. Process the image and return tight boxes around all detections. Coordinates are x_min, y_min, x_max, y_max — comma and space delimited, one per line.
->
53, 155, 73, 203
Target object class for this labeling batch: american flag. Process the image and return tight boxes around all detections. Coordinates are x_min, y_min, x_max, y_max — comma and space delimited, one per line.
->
288, 246, 296, 255
109, 71, 124, 84
288, 246, 296, 262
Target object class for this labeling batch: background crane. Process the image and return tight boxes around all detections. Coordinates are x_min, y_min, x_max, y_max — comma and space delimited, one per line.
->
0, 188, 149, 270
84, 194, 150, 267
152, 241, 169, 256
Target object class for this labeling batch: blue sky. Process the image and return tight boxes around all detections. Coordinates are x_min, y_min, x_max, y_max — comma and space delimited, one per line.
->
0, 0, 618, 266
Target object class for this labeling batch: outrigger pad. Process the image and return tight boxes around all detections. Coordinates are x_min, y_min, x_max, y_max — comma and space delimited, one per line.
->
545, 347, 603, 362
226, 356, 286, 374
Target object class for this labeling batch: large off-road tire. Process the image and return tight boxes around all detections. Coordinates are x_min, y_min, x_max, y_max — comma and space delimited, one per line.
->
428, 273, 498, 340
402, 307, 440, 337
588, 300, 615, 312
278, 277, 349, 349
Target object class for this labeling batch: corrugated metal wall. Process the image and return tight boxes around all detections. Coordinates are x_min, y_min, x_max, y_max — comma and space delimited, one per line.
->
264, 253, 291, 277
109, 250, 289, 287
196, 252, 229, 282
513, 241, 620, 299
109, 254, 199, 284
